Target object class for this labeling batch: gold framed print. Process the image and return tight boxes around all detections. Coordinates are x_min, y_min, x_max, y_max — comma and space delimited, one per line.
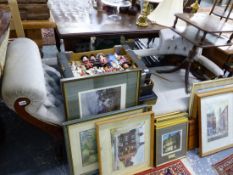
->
96, 111, 154, 175
197, 87, 233, 157
189, 77, 233, 117
63, 105, 149, 175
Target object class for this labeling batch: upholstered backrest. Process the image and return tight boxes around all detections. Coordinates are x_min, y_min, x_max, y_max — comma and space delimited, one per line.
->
0, 29, 9, 79
0, 10, 10, 82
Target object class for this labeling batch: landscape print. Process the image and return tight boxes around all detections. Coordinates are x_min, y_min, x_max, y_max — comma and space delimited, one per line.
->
110, 122, 145, 171
80, 128, 98, 167
206, 100, 229, 142
162, 130, 182, 157
79, 84, 126, 118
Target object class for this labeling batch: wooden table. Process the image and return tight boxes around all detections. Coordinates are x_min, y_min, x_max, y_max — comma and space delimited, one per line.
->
52, 8, 165, 51
159, 12, 233, 92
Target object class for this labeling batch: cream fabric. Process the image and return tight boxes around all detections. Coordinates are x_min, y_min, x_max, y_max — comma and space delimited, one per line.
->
0, 29, 10, 79
134, 29, 224, 76
147, 0, 183, 27
1, 38, 65, 125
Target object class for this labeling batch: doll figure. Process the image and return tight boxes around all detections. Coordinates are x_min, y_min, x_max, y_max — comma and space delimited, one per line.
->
81, 55, 93, 69
97, 53, 108, 66
107, 54, 120, 69
90, 54, 101, 67
117, 55, 131, 69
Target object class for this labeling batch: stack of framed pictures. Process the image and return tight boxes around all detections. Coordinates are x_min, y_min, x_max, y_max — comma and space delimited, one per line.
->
188, 77, 233, 150
63, 105, 154, 175
154, 112, 188, 167
195, 87, 233, 157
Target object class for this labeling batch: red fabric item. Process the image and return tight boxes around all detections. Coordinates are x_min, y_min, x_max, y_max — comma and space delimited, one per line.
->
213, 154, 233, 175
135, 160, 191, 175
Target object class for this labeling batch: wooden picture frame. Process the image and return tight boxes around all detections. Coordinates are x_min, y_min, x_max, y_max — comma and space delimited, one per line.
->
189, 77, 233, 118
197, 87, 233, 157
61, 70, 141, 120
96, 111, 154, 175
63, 105, 149, 175
155, 117, 188, 166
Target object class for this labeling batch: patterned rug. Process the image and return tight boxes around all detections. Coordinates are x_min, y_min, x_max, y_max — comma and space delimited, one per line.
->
213, 154, 233, 175
135, 160, 191, 175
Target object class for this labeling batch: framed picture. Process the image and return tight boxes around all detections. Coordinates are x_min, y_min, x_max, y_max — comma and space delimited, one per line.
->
155, 117, 188, 166
61, 70, 141, 120
78, 84, 126, 118
197, 87, 233, 157
189, 77, 233, 117
63, 105, 149, 175
96, 111, 154, 175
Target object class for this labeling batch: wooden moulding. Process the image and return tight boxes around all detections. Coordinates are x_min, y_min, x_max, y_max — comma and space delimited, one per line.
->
188, 118, 198, 150
14, 98, 63, 140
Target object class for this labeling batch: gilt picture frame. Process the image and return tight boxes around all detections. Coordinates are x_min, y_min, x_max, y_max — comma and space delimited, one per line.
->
197, 87, 233, 157
63, 105, 149, 175
96, 111, 154, 175
189, 77, 233, 118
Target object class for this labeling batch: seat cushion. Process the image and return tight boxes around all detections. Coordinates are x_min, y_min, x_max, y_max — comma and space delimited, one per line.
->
36, 63, 65, 125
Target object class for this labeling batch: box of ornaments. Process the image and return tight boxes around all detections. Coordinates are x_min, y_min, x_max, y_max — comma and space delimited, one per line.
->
57, 46, 150, 120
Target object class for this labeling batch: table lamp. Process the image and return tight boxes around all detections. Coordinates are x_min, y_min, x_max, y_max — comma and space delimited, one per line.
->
147, 0, 183, 27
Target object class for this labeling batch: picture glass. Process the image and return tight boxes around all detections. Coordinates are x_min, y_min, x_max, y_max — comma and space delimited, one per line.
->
111, 121, 145, 171
65, 106, 147, 175
155, 122, 187, 166
200, 92, 233, 155
79, 84, 126, 118
206, 100, 228, 142
62, 70, 139, 120
79, 128, 98, 166
97, 112, 153, 175
162, 130, 182, 157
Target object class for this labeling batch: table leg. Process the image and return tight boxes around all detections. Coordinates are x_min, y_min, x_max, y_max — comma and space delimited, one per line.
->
54, 28, 61, 52
156, 45, 198, 93
185, 46, 197, 93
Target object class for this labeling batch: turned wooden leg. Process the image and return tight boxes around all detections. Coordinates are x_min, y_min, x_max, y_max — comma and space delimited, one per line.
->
185, 46, 198, 93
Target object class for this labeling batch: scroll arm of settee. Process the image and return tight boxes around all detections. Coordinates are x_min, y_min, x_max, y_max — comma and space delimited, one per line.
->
14, 97, 62, 139
1, 38, 62, 138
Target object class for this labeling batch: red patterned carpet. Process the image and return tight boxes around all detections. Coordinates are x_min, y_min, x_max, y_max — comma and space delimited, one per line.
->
213, 154, 233, 175
135, 160, 191, 175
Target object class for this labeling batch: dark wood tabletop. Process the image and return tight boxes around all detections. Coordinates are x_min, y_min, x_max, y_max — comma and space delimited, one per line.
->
172, 25, 232, 48
52, 9, 165, 39
175, 13, 233, 33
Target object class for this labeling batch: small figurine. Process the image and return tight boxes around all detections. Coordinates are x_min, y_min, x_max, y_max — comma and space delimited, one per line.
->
117, 55, 131, 69
90, 54, 102, 67
81, 55, 93, 69
107, 54, 121, 68
97, 53, 108, 65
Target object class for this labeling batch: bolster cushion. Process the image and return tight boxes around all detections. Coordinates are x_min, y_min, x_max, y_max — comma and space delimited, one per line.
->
1, 38, 64, 125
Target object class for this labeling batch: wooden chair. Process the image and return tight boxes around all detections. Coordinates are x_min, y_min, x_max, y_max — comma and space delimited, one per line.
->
210, 0, 233, 21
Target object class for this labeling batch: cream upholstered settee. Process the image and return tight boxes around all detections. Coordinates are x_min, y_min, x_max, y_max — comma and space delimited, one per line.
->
0, 32, 65, 138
